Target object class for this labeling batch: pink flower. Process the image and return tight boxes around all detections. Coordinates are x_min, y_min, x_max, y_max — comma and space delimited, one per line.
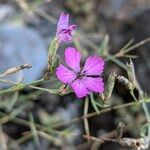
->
56, 12, 77, 43
56, 47, 105, 98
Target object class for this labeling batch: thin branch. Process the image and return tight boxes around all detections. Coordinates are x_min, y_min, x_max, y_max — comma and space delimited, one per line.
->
0, 64, 31, 78
50, 98, 150, 129
123, 37, 150, 54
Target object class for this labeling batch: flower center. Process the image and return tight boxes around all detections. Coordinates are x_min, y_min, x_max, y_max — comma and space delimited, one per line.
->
76, 71, 84, 79
76, 70, 101, 79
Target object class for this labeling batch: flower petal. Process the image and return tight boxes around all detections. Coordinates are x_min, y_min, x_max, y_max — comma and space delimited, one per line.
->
56, 64, 76, 84
68, 24, 77, 31
57, 25, 77, 43
82, 56, 105, 75
82, 77, 104, 93
58, 32, 72, 43
65, 47, 81, 72
56, 12, 69, 35
71, 79, 89, 98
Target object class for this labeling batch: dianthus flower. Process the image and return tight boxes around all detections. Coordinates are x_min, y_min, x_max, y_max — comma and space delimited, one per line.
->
56, 12, 77, 43
56, 47, 105, 98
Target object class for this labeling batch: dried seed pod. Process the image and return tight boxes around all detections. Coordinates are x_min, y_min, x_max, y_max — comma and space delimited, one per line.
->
0, 64, 31, 78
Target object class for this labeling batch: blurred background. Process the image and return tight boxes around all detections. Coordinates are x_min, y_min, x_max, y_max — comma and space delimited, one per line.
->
0, 0, 150, 149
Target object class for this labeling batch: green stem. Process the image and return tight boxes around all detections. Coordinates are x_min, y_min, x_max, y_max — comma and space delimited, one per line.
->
90, 93, 100, 114
83, 97, 90, 138
123, 37, 150, 54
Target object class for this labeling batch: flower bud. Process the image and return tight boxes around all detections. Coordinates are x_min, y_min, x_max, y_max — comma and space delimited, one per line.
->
126, 59, 136, 88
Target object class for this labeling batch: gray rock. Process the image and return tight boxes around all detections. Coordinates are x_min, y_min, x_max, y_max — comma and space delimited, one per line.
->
0, 4, 15, 22
0, 25, 47, 87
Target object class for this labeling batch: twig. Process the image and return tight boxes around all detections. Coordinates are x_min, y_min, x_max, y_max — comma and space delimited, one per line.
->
1, 99, 149, 138
0, 64, 31, 78
29, 113, 40, 146
136, 80, 150, 135
38, 131, 62, 146
0, 79, 44, 94
123, 37, 150, 54
50, 98, 150, 129
0, 112, 62, 136
83, 134, 150, 150
9, 132, 32, 148
106, 38, 150, 70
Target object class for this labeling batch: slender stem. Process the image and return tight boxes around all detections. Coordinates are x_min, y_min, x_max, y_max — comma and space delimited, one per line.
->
8, 133, 33, 147
29, 85, 58, 94
0, 78, 59, 95
90, 93, 100, 113
29, 113, 40, 146
38, 131, 62, 146
123, 37, 150, 54
130, 91, 137, 101
142, 101, 150, 135
83, 97, 90, 138
0, 112, 62, 136
106, 55, 128, 70
135, 79, 150, 135
0, 98, 150, 146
